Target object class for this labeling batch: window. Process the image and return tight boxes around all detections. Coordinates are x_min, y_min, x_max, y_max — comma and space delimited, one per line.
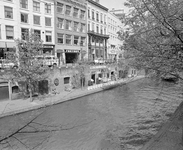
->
104, 27, 106, 34
21, 13, 28, 23
20, 0, 28, 9
45, 31, 52, 42
88, 22, 90, 31
80, 10, 85, 19
65, 20, 72, 30
92, 23, 94, 31
6, 26, 14, 39
101, 13, 103, 23
64, 77, 70, 84
57, 18, 64, 29
96, 25, 99, 33
4, 6, 13, 19
92, 10, 94, 20
65, 35, 71, 45
73, 8, 79, 18
88, 8, 90, 18
74, 22, 79, 32
34, 29, 41, 38
57, 2, 64, 14
33, 15, 40, 25
0, 25, 1, 39
74, 36, 79, 45
80, 24, 85, 33
80, 37, 85, 46
33, 1, 40, 12
45, 3, 51, 14
96, 12, 99, 21
21, 28, 28, 40
100, 26, 103, 34
57, 33, 64, 44
65, 5, 71, 16
45, 17, 51, 26
104, 15, 106, 24
6, 0, 12, 1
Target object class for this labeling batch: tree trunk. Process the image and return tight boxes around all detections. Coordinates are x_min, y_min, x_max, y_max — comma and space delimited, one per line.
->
29, 87, 33, 102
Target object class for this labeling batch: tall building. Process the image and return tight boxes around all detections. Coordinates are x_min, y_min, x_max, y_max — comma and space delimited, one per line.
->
107, 12, 123, 60
0, 0, 55, 59
18, 0, 55, 55
0, 0, 19, 59
55, 0, 87, 65
87, 0, 109, 61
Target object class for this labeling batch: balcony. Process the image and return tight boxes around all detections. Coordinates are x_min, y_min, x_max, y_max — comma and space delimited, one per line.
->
88, 30, 109, 38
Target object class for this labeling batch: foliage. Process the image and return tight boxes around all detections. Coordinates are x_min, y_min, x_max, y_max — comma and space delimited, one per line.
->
123, 0, 183, 79
6, 31, 48, 101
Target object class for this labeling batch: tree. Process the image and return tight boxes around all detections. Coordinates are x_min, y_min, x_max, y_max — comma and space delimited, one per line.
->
123, 0, 183, 79
6, 31, 48, 101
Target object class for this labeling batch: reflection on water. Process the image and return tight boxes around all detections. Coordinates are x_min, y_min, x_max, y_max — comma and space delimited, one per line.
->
1, 78, 183, 150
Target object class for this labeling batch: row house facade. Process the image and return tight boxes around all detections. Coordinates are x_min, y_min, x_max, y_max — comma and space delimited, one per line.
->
87, 0, 109, 61
107, 11, 123, 60
55, 0, 87, 65
0, 0, 55, 59
0, 0, 124, 64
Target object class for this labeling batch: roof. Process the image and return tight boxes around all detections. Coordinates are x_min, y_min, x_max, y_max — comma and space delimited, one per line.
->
87, 0, 108, 11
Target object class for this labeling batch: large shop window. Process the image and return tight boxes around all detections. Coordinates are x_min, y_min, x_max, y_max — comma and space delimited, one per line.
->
65, 35, 71, 45
6, 26, 14, 39
57, 33, 64, 44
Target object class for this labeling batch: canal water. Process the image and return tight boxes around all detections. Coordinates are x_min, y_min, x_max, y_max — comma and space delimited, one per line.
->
0, 78, 183, 150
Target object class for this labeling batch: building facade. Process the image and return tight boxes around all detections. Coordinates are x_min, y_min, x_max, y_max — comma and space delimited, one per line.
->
17, 0, 55, 55
107, 12, 123, 60
55, 0, 87, 65
87, 0, 109, 62
0, 0, 19, 59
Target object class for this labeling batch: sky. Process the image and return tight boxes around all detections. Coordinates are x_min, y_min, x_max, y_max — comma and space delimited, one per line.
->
100, 0, 129, 13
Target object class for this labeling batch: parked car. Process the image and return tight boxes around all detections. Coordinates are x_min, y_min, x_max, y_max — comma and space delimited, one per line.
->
0, 59, 17, 69
34, 55, 58, 67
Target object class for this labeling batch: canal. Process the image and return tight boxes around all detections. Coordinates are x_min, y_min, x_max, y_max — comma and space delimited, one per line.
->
0, 78, 183, 150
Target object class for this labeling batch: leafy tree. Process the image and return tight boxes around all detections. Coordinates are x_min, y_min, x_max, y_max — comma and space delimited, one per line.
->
6, 31, 48, 101
123, 0, 183, 79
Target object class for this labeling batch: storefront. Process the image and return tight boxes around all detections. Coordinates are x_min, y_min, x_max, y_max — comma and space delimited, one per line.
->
64, 49, 80, 64
0, 42, 16, 59
43, 44, 55, 55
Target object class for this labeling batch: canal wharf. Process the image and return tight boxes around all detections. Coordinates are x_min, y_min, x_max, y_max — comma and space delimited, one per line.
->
141, 97, 183, 150
0, 75, 144, 119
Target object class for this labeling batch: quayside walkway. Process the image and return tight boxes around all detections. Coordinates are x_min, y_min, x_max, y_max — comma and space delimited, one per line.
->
141, 97, 183, 150
0, 75, 144, 119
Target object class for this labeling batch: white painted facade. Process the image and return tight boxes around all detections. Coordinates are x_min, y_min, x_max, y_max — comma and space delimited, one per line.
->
17, 0, 55, 54
107, 11, 123, 60
0, 0, 19, 52
0, 0, 55, 59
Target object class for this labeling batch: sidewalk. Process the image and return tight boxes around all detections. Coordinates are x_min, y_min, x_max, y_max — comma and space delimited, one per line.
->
141, 98, 183, 150
0, 75, 144, 119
